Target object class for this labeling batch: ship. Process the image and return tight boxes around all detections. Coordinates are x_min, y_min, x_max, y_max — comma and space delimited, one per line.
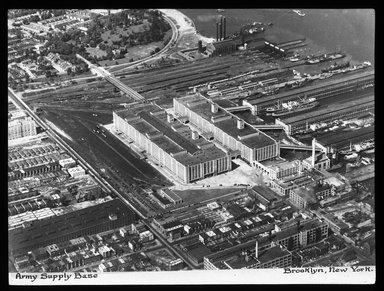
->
322, 61, 350, 73
306, 52, 345, 65
266, 96, 319, 116
293, 10, 305, 17
217, 9, 225, 12
240, 22, 266, 36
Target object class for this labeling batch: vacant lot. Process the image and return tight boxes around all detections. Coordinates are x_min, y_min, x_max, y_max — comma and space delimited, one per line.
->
193, 159, 259, 187
172, 187, 242, 204
86, 47, 107, 58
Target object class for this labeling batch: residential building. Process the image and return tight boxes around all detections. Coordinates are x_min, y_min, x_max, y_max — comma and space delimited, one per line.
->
67, 166, 86, 179
289, 186, 318, 209
8, 117, 37, 140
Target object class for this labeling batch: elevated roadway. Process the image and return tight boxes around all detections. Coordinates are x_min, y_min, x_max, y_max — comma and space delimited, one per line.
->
76, 54, 146, 102
8, 87, 198, 270
253, 124, 285, 130
279, 144, 322, 151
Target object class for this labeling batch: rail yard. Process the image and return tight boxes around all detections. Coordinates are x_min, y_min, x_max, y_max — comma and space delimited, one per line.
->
8, 9, 375, 276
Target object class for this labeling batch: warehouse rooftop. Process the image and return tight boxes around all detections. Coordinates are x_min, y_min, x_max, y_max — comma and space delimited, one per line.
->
8, 199, 135, 254
177, 94, 276, 149
115, 104, 228, 166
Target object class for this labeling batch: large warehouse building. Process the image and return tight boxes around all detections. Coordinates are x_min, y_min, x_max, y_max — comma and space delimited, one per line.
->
173, 93, 279, 165
8, 199, 136, 256
113, 104, 232, 184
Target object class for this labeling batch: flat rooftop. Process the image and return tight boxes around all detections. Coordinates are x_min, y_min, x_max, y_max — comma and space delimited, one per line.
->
292, 186, 318, 204
274, 218, 326, 241
177, 94, 276, 150
316, 126, 374, 147
280, 95, 374, 125
273, 173, 314, 189
115, 104, 228, 166
8, 199, 135, 253
251, 185, 282, 202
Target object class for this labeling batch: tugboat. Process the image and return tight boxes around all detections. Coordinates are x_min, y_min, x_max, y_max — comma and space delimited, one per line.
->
293, 10, 306, 17
240, 22, 266, 36
266, 96, 319, 116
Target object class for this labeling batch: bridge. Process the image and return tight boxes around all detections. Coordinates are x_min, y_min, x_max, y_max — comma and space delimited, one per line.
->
253, 124, 285, 130
226, 105, 250, 112
280, 144, 322, 151
76, 54, 146, 102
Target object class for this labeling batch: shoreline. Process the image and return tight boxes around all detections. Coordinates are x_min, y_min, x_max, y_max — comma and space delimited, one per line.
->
158, 9, 215, 45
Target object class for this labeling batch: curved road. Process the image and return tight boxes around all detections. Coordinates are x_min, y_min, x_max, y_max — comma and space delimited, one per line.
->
104, 9, 180, 73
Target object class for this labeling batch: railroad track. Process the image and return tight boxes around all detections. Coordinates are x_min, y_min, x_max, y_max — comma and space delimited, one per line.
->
8, 87, 198, 270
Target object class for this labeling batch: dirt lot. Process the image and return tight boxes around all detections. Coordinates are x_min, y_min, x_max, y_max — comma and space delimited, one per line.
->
172, 187, 242, 204
86, 47, 107, 58
192, 159, 260, 187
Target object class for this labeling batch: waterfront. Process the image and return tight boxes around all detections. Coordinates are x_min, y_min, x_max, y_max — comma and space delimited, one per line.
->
181, 9, 374, 62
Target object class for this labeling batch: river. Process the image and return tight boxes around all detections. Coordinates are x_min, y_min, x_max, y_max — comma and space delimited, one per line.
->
180, 9, 374, 63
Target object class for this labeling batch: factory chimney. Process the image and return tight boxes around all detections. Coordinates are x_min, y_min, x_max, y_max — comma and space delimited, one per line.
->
216, 22, 219, 41
218, 22, 222, 41
198, 40, 203, 53
223, 16, 226, 39
312, 138, 316, 167
255, 240, 259, 259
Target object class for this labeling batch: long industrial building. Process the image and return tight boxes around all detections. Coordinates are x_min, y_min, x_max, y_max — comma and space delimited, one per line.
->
244, 69, 374, 114
173, 93, 279, 165
113, 103, 232, 184
276, 95, 374, 134
8, 199, 136, 256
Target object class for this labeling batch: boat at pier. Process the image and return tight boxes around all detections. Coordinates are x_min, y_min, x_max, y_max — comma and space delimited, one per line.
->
266, 96, 319, 116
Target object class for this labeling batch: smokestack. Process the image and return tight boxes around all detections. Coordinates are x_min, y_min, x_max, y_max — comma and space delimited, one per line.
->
312, 138, 316, 167
218, 22, 222, 41
255, 240, 259, 259
223, 17, 226, 39
216, 22, 219, 41
198, 40, 203, 53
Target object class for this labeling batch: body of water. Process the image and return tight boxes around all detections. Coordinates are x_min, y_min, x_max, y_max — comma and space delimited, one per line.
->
180, 9, 374, 63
